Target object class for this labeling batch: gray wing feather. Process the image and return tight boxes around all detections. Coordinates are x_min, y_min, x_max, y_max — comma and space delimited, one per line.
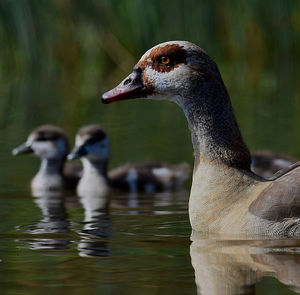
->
249, 163, 300, 222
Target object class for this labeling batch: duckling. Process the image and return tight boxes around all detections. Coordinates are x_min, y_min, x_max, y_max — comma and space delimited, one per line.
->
251, 151, 296, 178
68, 124, 190, 195
12, 125, 80, 193
102, 41, 300, 237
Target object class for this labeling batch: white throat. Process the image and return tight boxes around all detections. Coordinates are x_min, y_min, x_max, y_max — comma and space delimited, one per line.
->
77, 158, 110, 197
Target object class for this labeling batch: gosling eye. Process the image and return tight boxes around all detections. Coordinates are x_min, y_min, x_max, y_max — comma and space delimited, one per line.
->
160, 56, 171, 66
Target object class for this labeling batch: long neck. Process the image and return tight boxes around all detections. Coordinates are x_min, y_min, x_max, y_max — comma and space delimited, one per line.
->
179, 79, 251, 171
38, 157, 65, 176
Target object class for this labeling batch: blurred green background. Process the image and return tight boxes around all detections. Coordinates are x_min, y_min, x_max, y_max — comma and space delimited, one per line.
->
0, 0, 299, 191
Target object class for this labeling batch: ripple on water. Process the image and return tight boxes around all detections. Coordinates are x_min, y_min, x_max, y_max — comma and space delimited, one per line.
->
0, 190, 299, 294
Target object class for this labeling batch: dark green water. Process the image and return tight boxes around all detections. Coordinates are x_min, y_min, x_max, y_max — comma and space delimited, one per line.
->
1, 190, 300, 294
0, 1, 299, 294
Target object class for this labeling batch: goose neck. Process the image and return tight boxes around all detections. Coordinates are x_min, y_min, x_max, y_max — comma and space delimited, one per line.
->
81, 158, 109, 179
179, 82, 251, 171
38, 157, 65, 176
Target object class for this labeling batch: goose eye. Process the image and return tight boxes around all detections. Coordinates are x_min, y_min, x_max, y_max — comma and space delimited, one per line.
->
161, 56, 170, 65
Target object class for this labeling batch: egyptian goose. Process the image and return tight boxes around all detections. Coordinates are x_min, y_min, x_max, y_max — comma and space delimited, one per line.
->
68, 124, 190, 195
12, 125, 80, 193
102, 41, 300, 236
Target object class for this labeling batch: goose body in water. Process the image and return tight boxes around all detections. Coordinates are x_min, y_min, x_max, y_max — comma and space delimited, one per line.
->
102, 41, 300, 237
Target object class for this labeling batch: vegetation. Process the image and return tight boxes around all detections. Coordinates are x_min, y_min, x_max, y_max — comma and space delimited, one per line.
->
0, 0, 299, 184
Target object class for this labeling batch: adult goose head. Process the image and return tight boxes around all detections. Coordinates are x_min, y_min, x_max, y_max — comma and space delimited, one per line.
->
102, 41, 300, 237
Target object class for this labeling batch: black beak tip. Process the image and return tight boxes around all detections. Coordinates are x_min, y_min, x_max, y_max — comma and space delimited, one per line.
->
101, 91, 113, 104
101, 96, 111, 104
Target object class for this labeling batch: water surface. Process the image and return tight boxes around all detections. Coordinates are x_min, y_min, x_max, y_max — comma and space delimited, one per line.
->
0, 188, 299, 294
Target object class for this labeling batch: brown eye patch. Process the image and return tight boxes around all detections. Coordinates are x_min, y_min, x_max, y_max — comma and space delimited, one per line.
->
137, 44, 187, 73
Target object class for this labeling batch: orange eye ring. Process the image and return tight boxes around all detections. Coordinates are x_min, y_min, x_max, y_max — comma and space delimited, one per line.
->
161, 56, 170, 65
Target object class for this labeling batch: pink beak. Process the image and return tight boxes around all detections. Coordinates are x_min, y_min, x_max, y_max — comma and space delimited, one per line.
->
102, 66, 152, 104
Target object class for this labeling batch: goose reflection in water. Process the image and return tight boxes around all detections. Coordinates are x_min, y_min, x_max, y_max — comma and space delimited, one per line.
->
77, 186, 112, 258
109, 190, 188, 217
77, 189, 188, 257
21, 190, 71, 250
191, 232, 300, 295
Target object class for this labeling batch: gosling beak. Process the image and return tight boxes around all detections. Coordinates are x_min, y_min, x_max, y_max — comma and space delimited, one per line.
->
68, 145, 88, 160
102, 66, 152, 104
12, 143, 33, 156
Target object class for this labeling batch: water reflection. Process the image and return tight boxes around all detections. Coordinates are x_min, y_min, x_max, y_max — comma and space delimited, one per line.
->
18, 187, 189, 257
32, 193, 69, 234
21, 190, 71, 250
111, 190, 188, 216
191, 232, 300, 295
8, 187, 300, 294
77, 190, 112, 258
